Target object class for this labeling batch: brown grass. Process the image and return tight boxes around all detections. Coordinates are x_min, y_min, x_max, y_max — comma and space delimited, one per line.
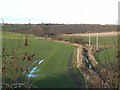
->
63, 31, 119, 37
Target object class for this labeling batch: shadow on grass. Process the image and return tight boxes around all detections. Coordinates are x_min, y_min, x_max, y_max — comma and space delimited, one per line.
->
31, 72, 86, 88
3, 70, 86, 88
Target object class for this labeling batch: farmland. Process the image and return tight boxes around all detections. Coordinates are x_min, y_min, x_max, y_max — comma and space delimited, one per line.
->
2, 32, 86, 88
2, 25, 32, 31
4, 24, 117, 35
1, 24, 119, 89
61, 28, 118, 88
64, 35, 118, 46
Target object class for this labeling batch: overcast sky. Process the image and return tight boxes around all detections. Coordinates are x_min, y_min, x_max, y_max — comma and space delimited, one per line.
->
0, 0, 119, 24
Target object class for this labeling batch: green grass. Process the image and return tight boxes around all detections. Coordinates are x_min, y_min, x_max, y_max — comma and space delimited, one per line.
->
64, 36, 118, 47
2, 32, 86, 88
2, 31, 35, 39
2, 25, 32, 31
64, 35, 118, 65
95, 48, 117, 64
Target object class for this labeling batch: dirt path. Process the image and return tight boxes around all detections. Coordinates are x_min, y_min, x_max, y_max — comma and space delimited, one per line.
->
34, 38, 87, 88
49, 39, 87, 88
68, 50, 86, 88
32, 37, 87, 88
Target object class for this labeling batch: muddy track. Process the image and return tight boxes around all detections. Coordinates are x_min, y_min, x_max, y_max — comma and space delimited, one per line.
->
68, 50, 86, 88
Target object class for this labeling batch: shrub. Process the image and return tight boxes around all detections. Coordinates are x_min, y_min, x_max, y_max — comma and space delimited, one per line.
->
69, 37, 84, 44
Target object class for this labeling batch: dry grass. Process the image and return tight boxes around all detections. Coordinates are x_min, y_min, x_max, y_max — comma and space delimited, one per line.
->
63, 31, 119, 37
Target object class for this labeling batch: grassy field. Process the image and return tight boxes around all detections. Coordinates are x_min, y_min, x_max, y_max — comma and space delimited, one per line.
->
2, 31, 35, 39
2, 32, 86, 88
64, 35, 118, 46
64, 35, 118, 65
2, 25, 32, 31
1, 25, 119, 88
95, 48, 117, 64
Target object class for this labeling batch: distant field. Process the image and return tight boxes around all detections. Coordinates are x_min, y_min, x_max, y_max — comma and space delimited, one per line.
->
63, 31, 118, 36
2, 25, 32, 31
64, 34, 118, 65
64, 35, 118, 47
2, 31, 35, 39
2, 24, 117, 34
2, 32, 85, 88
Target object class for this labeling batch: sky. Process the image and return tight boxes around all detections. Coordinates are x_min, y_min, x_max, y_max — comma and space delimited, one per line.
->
0, 0, 119, 24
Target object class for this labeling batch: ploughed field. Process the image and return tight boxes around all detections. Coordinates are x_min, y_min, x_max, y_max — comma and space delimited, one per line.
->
2, 24, 117, 34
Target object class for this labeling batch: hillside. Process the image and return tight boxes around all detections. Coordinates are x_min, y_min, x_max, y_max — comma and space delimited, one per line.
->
3, 24, 117, 35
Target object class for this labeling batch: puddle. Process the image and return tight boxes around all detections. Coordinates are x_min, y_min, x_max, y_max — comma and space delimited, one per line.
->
26, 60, 45, 84
17, 60, 44, 83
27, 60, 38, 69
83, 48, 92, 69
27, 74, 46, 78
85, 58, 92, 69
27, 60, 44, 78
38, 60, 43, 65
30, 67, 40, 73
27, 73, 46, 78
27, 74, 38, 78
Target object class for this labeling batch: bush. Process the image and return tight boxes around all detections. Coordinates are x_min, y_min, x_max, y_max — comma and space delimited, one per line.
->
29, 25, 44, 37
29, 25, 52, 37
68, 37, 84, 44
51, 35, 64, 41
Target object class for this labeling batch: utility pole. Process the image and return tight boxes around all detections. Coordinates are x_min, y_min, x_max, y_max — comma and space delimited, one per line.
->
88, 29, 91, 47
29, 19, 30, 25
96, 32, 98, 50
1, 18, 4, 25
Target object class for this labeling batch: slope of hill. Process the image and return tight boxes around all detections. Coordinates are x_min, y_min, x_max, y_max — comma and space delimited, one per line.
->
2, 24, 117, 35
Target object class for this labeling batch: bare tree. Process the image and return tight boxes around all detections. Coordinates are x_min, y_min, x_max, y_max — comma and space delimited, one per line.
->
29, 24, 52, 38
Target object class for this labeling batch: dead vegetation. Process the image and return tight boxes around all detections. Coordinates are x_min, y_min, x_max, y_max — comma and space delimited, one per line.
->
76, 44, 119, 88
8, 24, 117, 35
63, 31, 118, 37
2, 34, 36, 89
29, 25, 59, 40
